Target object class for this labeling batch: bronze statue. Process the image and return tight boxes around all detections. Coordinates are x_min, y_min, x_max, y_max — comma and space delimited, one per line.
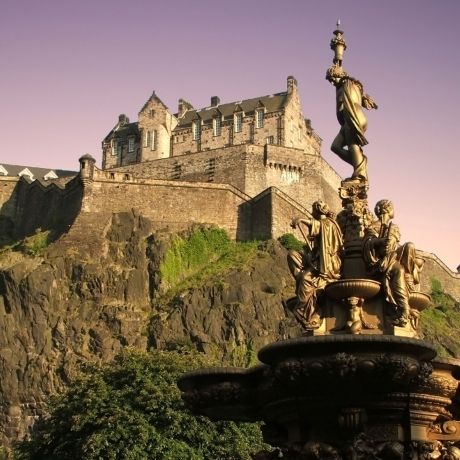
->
363, 199, 423, 326
287, 201, 343, 329
327, 25, 377, 182
326, 64, 378, 182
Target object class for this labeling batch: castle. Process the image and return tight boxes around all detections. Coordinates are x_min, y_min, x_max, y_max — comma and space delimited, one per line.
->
0, 76, 458, 298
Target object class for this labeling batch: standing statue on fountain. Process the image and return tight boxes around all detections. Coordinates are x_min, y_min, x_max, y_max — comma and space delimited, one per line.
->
287, 201, 343, 330
326, 64, 378, 182
363, 199, 424, 327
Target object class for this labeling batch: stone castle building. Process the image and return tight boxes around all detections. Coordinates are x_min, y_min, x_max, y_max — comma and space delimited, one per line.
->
0, 76, 458, 298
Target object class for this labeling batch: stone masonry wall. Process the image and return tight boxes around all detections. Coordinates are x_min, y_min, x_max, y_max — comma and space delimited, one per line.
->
108, 144, 342, 214
418, 251, 460, 301
109, 145, 249, 193
0, 176, 83, 242
82, 173, 252, 241
0, 178, 19, 220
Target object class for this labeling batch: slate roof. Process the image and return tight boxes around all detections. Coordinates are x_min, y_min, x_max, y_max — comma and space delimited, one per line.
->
175, 92, 288, 128
102, 90, 288, 138
103, 122, 140, 143
0, 164, 77, 180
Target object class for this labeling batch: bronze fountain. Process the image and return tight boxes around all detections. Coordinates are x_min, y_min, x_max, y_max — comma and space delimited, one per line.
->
178, 22, 460, 459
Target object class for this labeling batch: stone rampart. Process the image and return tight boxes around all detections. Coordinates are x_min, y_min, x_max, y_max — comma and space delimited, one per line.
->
0, 176, 82, 241
80, 174, 252, 241
418, 250, 460, 301
108, 144, 342, 213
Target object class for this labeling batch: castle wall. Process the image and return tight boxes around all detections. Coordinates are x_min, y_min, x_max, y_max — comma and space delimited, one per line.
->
109, 145, 250, 192
0, 176, 83, 242
418, 251, 460, 301
0, 178, 19, 220
108, 144, 342, 214
82, 173, 251, 240
283, 79, 322, 154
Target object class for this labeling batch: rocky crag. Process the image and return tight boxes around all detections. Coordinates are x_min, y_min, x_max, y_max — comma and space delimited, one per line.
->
0, 211, 300, 447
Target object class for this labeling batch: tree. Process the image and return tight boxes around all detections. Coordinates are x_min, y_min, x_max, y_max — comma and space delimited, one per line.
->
15, 349, 266, 460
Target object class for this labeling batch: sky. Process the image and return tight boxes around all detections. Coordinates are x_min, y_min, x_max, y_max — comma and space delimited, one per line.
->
1, 0, 459, 270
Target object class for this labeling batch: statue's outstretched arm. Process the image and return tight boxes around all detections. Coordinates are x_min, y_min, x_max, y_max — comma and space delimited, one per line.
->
362, 93, 378, 110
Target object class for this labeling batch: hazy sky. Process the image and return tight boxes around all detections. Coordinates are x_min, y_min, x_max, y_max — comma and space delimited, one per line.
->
1, 0, 459, 270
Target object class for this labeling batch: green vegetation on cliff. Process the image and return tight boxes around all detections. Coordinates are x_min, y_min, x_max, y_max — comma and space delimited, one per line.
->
15, 349, 266, 460
420, 278, 460, 358
159, 227, 259, 294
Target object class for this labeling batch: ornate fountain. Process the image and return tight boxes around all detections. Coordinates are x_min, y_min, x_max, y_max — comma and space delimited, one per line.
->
178, 23, 460, 459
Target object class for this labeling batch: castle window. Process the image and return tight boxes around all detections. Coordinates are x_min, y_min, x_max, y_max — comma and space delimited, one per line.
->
193, 121, 201, 140
151, 130, 157, 150
117, 142, 122, 155
144, 130, 150, 147
128, 137, 135, 152
256, 109, 264, 128
266, 136, 274, 145
213, 117, 221, 136
149, 109, 155, 118
234, 113, 242, 133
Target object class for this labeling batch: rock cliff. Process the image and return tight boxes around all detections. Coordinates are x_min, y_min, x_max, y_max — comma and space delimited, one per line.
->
0, 211, 299, 447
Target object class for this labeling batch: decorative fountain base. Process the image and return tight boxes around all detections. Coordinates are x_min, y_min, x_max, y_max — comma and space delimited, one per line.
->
179, 335, 460, 459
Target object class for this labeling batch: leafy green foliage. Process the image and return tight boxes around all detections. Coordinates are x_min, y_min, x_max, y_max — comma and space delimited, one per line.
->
21, 229, 50, 256
159, 227, 259, 294
420, 278, 460, 357
15, 349, 266, 460
278, 233, 304, 252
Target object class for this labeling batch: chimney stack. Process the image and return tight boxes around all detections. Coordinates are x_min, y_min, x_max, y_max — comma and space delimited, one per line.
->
287, 76, 298, 95
118, 114, 129, 125
178, 98, 194, 118
211, 96, 220, 107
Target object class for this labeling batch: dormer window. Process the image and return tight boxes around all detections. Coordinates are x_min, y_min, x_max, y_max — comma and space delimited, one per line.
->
193, 120, 201, 140
213, 117, 221, 136
256, 109, 264, 129
234, 113, 243, 133
128, 137, 135, 152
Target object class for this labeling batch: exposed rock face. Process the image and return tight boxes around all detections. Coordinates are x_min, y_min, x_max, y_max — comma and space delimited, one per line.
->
150, 240, 298, 356
0, 211, 299, 446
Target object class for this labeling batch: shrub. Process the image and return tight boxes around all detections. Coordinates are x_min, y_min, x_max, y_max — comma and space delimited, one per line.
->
15, 349, 266, 460
278, 233, 304, 252
21, 229, 50, 256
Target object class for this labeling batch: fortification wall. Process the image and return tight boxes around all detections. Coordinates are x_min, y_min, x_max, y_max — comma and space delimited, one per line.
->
0, 178, 19, 219
108, 145, 249, 192
81, 175, 251, 240
418, 251, 460, 301
0, 176, 83, 241
108, 144, 342, 214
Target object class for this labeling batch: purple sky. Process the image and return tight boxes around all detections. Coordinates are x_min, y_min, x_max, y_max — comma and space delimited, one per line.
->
1, 0, 459, 270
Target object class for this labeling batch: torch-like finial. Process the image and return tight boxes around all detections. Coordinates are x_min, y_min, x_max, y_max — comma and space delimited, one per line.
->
330, 20, 347, 66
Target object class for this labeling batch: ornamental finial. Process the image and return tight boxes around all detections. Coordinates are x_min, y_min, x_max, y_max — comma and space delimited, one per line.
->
330, 21, 346, 66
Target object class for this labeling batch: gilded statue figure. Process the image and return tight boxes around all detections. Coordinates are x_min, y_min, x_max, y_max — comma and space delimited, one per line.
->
287, 201, 343, 329
363, 199, 424, 326
326, 64, 378, 181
